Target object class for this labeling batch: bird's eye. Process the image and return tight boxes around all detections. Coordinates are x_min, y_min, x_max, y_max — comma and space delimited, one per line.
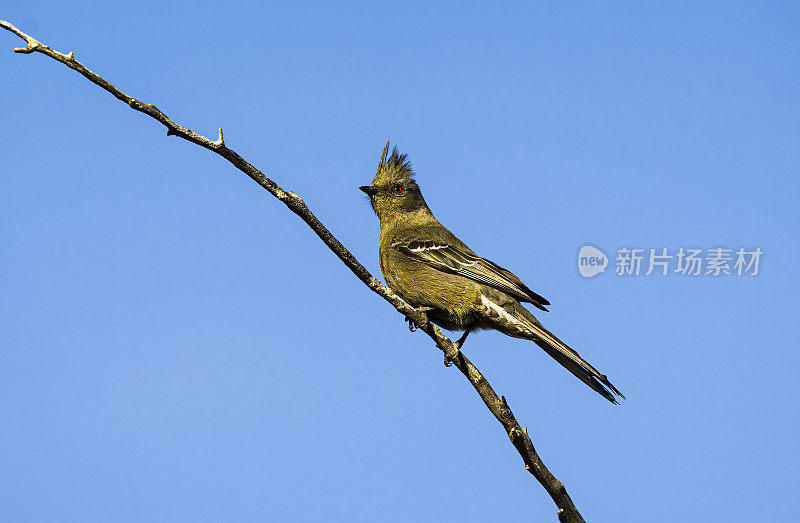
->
393, 184, 404, 195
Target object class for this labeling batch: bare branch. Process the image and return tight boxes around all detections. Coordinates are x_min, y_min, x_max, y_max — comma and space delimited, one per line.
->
1, 20, 586, 523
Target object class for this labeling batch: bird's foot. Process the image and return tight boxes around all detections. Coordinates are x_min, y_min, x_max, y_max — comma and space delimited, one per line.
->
443, 330, 471, 367
407, 307, 434, 332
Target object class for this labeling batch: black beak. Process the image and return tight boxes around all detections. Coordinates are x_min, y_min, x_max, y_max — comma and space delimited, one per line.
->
359, 185, 378, 196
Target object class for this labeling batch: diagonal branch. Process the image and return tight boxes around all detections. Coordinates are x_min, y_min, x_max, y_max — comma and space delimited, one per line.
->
1, 20, 585, 523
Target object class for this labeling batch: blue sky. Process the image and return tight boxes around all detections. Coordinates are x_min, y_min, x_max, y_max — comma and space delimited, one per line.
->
2, 2, 798, 522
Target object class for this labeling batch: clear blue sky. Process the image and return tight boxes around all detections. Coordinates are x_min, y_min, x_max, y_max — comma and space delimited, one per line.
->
2, 2, 798, 522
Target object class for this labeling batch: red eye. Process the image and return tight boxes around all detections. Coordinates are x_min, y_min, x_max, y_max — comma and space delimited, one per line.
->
393, 184, 404, 194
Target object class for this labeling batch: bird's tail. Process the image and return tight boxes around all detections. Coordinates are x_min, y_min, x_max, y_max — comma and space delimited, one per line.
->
519, 309, 624, 404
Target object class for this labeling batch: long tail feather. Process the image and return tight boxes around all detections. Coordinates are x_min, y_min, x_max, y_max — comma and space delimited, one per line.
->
478, 293, 624, 403
526, 320, 624, 404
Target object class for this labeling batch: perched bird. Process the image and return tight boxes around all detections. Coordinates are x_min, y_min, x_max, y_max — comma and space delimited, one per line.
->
360, 142, 624, 403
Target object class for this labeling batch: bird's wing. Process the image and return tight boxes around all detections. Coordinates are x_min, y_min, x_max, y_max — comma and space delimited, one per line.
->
392, 238, 550, 311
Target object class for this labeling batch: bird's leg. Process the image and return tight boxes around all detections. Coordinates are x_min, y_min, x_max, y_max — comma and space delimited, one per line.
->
406, 306, 433, 332
444, 329, 471, 367
455, 329, 471, 349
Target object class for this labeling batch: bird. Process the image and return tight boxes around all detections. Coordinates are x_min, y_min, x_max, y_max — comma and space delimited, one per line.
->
360, 142, 624, 403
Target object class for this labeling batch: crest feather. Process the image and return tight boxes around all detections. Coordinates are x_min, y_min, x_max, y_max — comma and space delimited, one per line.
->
376, 141, 414, 184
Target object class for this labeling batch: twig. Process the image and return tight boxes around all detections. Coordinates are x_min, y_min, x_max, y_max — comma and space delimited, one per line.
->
0, 20, 586, 523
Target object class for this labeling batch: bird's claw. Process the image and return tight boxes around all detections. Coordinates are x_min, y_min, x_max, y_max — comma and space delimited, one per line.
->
407, 307, 433, 332
443, 329, 470, 366
443, 350, 459, 367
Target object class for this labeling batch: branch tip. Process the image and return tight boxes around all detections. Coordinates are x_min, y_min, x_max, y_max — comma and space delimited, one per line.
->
14, 44, 36, 53
1, 20, 40, 53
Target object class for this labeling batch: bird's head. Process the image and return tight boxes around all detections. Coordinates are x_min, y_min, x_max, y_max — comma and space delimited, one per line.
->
360, 142, 429, 220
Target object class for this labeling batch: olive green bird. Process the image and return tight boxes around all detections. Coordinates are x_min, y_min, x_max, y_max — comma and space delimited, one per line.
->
360, 142, 624, 403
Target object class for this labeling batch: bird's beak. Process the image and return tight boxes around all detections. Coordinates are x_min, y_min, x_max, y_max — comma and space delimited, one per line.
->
359, 185, 378, 196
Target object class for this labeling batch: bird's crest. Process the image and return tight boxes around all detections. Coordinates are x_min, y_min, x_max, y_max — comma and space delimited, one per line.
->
374, 141, 414, 186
